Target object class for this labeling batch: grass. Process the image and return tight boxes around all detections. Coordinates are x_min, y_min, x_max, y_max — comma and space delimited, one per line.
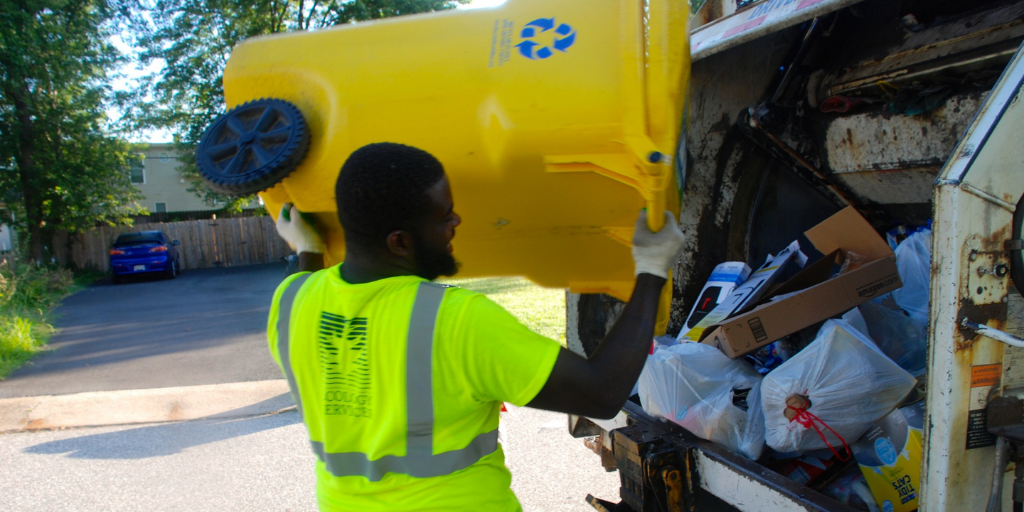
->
440, 276, 567, 346
0, 260, 75, 379
71, 268, 110, 289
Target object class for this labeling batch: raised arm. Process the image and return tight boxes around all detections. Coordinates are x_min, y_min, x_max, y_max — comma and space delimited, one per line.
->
527, 210, 685, 419
276, 203, 325, 273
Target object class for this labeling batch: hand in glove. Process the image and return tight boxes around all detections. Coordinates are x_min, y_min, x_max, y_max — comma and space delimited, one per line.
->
276, 203, 326, 254
632, 210, 686, 279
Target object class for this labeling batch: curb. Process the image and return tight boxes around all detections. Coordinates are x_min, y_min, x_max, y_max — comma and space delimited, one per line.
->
0, 380, 294, 433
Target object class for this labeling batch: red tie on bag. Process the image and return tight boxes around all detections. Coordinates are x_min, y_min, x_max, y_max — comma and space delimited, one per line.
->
784, 395, 851, 462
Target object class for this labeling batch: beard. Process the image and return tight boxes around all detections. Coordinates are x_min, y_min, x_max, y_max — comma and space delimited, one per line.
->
411, 232, 460, 281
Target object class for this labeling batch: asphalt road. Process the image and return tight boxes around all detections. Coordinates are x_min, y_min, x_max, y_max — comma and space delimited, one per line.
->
0, 263, 289, 398
0, 406, 621, 511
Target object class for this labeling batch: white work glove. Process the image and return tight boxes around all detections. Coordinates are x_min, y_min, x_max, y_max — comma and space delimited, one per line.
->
276, 203, 326, 254
632, 210, 686, 279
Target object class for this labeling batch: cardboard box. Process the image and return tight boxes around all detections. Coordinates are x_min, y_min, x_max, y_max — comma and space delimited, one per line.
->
679, 242, 804, 342
680, 261, 752, 334
852, 400, 925, 512
701, 207, 901, 358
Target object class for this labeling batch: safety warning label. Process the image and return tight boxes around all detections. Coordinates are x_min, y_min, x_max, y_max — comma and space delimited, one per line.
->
966, 364, 1001, 449
971, 364, 1002, 388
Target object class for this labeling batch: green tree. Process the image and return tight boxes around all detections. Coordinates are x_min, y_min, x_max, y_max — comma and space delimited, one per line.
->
0, 0, 144, 262
124, 0, 467, 209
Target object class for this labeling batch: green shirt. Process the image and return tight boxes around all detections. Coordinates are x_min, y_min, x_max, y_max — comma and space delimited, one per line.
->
268, 266, 561, 511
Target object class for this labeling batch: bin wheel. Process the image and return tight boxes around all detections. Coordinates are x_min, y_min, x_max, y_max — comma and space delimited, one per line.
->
196, 98, 310, 196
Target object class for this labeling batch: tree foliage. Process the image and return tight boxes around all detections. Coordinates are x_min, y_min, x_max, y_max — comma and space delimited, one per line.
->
124, 0, 467, 210
0, 0, 145, 261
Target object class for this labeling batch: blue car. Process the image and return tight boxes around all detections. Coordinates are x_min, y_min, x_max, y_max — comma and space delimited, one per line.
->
110, 231, 181, 284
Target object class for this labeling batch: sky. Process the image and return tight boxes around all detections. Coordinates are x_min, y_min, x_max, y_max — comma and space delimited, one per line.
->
461, 0, 506, 8
122, 0, 507, 143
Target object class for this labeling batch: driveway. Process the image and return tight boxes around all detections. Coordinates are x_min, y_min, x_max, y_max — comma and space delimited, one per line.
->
0, 406, 620, 512
0, 263, 290, 398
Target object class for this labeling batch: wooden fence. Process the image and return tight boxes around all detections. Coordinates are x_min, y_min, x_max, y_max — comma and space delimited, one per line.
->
51, 216, 292, 272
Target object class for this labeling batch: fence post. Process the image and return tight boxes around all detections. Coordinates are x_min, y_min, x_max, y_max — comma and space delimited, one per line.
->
210, 214, 222, 267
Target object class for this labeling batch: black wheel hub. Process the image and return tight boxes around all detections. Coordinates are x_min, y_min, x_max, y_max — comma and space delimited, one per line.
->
196, 98, 310, 196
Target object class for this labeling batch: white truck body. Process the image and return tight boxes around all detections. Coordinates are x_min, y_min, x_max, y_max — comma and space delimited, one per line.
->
568, 1, 1024, 510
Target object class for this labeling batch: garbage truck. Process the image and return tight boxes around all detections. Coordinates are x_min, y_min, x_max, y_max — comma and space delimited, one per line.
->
196, 0, 1024, 510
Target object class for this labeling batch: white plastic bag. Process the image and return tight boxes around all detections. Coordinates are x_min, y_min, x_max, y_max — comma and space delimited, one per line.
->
891, 229, 932, 325
761, 320, 917, 454
638, 343, 765, 460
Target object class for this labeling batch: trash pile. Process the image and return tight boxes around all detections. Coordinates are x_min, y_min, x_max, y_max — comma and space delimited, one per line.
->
638, 207, 931, 512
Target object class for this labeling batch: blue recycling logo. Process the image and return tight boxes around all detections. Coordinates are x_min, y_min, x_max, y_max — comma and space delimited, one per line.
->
516, 18, 576, 60
875, 437, 898, 466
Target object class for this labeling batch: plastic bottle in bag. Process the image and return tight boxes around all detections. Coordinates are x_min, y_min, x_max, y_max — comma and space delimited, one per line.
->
638, 343, 765, 460
761, 320, 917, 454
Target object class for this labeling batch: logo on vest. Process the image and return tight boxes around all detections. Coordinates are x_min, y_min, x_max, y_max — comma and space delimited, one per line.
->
319, 312, 372, 418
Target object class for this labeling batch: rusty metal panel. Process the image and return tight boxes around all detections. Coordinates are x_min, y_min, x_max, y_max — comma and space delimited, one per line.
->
824, 94, 982, 174
922, 43, 1024, 512
833, 169, 938, 205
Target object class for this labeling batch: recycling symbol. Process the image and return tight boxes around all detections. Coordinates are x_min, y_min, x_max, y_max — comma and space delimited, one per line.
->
516, 18, 576, 60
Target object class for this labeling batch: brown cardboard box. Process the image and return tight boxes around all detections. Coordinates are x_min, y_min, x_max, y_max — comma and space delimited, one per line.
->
701, 207, 902, 358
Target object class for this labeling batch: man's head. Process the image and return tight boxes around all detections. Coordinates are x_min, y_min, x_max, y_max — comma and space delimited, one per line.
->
335, 142, 461, 280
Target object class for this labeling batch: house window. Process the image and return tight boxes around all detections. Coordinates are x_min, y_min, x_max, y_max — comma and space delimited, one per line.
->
130, 155, 145, 184
155, 202, 167, 213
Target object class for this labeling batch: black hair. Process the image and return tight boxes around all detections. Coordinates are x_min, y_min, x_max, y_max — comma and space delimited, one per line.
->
335, 142, 446, 248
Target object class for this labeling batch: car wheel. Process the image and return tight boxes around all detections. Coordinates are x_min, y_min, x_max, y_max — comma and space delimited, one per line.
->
196, 98, 310, 196
165, 260, 178, 280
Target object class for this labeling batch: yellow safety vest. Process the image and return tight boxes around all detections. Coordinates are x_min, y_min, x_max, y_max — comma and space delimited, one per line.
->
275, 273, 498, 481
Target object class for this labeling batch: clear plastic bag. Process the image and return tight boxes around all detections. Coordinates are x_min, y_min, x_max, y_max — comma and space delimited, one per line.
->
761, 320, 917, 454
891, 229, 931, 325
843, 302, 927, 376
638, 343, 765, 460
858, 300, 928, 376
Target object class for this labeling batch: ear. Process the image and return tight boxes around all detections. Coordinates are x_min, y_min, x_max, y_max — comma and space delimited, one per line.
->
385, 230, 414, 257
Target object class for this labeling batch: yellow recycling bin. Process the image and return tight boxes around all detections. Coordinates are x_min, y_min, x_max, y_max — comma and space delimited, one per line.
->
217, 0, 689, 332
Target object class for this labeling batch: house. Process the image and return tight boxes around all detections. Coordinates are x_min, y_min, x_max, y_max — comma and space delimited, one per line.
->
131, 143, 259, 213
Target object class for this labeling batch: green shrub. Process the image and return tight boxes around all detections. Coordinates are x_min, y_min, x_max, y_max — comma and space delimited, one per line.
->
0, 259, 73, 378
0, 315, 48, 377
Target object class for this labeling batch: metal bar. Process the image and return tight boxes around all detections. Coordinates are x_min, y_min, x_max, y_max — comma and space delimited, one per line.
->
771, 18, 820, 104
960, 182, 1017, 212
742, 108, 857, 207
963, 318, 1024, 349
690, 0, 861, 61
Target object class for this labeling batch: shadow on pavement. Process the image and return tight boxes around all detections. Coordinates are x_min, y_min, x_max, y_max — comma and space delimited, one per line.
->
23, 394, 301, 460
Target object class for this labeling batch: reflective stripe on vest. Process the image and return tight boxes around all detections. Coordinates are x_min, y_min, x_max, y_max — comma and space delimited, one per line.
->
276, 278, 499, 482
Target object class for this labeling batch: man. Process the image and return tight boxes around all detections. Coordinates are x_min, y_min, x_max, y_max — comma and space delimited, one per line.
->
270, 142, 685, 511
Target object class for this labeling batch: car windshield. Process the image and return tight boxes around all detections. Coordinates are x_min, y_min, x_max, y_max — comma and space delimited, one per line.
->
114, 233, 163, 246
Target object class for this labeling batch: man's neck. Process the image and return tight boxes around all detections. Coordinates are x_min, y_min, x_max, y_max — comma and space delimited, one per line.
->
340, 248, 418, 284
